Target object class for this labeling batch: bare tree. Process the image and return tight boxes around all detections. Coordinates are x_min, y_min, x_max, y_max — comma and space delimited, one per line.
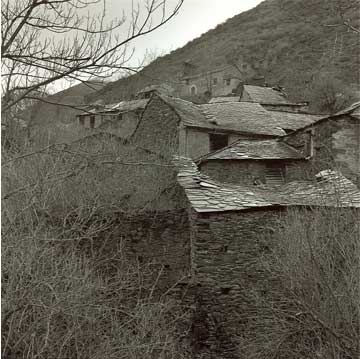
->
326, 0, 360, 34
1, 0, 184, 117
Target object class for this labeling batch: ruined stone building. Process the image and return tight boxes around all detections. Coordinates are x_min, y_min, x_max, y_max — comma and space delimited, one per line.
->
76, 99, 149, 138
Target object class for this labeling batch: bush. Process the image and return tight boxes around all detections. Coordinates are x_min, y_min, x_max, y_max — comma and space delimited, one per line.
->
2, 141, 191, 359
242, 207, 360, 358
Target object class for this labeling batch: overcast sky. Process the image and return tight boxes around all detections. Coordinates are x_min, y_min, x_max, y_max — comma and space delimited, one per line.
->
105, 0, 263, 65
53, 1, 264, 91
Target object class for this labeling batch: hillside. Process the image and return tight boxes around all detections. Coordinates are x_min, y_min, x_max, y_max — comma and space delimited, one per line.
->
89, 0, 359, 104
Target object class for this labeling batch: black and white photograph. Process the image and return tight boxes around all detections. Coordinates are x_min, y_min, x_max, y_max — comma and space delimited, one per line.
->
1, 0, 360, 358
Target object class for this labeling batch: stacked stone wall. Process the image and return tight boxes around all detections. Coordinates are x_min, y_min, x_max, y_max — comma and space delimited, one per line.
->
200, 159, 312, 185
283, 115, 360, 185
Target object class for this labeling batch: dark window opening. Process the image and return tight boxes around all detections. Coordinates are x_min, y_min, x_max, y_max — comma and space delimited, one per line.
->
90, 115, 95, 129
224, 79, 231, 86
118, 113, 123, 121
220, 287, 231, 295
190, 86, 197, 96
265, 163, 285, 185
213, 77, 218, 85
209, 133, 229, 152
185, 79, 190, 85
144, 92, 151, 99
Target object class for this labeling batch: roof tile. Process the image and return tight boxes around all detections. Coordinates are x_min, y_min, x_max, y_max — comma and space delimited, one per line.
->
174, 157, 360, 212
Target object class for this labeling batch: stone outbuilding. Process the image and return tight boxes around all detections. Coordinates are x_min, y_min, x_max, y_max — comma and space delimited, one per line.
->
282, 101, 360, 186
197, 138, 311, 185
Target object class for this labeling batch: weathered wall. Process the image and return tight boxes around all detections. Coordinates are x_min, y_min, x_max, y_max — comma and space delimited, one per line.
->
187, 208, 283, 358
283, 115, 360, 185
131, 96, 180, 156
71, 209, 191, 290
200, 159, 311, 185
185, 130, 243, 160
115, 209, 191, 287
98, 112, 140, 139
185, 129, 211, 159
178, 65, 252, 99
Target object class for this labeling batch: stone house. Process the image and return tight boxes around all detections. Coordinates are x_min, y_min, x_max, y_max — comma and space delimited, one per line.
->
76, 99, 149, 139
197, 138, 311, 186
178, 62, 255, 99
130, 92, 291, 160
211, 84, 310, 113
282, 101, 360, 186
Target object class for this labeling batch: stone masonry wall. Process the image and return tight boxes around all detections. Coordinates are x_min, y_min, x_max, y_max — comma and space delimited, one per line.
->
131, 95, 180, 156
200, 159, 311, 185
187, 208, 284, 358
283, 115, 360, 185
82, 209, 191, 290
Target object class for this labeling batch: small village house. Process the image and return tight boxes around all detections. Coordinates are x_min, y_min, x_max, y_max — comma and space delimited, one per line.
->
282, 101, 360, 186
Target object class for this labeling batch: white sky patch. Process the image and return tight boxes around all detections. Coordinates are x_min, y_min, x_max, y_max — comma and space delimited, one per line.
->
51, 0, 263, 91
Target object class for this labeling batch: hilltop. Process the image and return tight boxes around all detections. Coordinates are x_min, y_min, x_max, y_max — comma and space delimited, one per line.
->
88, 0, 359, 105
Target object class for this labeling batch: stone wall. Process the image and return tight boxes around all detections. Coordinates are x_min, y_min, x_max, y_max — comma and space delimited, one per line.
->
200, 159, 311, 185
283, 115, 360, 185
98, 112, 141, 139
187, 208, 283, 358
131, 95, 180, 156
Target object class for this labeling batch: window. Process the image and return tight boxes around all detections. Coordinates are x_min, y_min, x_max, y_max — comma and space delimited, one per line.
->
90, 115, 95, 129
190, 85, 197, 96
118, 113, 123, 121
265, 163, 285, 186
209, 133, 229, 152
79, 117, 84, 126
185, 79, 190, 85
224, 79, 231, 86
213, 77, 218, 85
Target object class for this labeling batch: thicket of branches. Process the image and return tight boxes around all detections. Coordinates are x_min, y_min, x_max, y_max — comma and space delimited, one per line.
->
241, 207, 360, 358
2, 136, 191, 358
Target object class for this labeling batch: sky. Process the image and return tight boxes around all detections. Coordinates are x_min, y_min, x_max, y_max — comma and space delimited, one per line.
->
52, 0, 264, 91
118, 0, 262, 60
105, 0, 263, 66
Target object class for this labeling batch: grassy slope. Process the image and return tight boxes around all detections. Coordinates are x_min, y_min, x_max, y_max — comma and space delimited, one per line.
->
90, 0, 359, 104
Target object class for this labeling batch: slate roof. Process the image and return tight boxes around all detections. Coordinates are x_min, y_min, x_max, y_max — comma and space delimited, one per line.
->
108, 99, 149, 113
209, 96, 240, 103
175, 157, 360, 212
283, 101, 360, 135
266, 111, 323, 131
137, 84, 174, 96
159, 94, 285, 137
242, 85, 290, 104
198, 139, 304, 162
